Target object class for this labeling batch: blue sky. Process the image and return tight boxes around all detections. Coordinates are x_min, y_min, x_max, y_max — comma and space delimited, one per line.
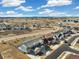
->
0, 0, 79, 17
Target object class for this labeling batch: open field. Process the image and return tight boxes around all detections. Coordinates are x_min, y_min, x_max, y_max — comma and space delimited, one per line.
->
1, 46, 31, 59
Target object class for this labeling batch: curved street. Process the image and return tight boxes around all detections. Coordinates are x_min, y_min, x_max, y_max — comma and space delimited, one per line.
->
45, 34, 79, 59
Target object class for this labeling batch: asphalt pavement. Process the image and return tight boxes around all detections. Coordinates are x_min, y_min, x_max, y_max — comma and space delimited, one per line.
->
45, 35, 79, 59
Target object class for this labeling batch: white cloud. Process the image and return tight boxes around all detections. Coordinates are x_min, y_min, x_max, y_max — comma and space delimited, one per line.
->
0, 0, 25, 7
6, 11, 24, 17
75, 6, 79, 9
6, 11, 16, 15
39, 9, 72, 17
0, 11, 24, 17
15, 6, 34, 11
38, 0, 72, 9
39, 9, 54, 14
47, 0, 72, 6
4, 14, 24, 17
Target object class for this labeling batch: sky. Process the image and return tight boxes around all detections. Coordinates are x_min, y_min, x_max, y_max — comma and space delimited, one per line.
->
0, 0, 79, 17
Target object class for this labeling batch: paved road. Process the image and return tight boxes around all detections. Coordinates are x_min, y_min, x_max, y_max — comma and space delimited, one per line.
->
67, 35, 79, 44
0, 29, 56, 43
45, 35, 79, 59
